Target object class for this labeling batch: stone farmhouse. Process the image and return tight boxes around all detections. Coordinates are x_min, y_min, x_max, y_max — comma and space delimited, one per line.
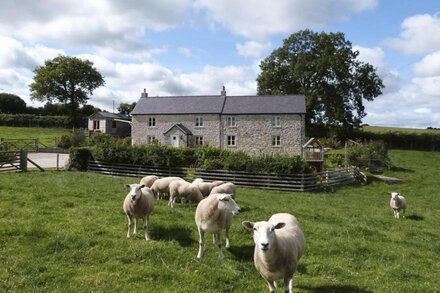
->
131, 88, 306, 155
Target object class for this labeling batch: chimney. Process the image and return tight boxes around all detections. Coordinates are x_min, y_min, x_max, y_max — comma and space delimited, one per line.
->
220, 85, 226, 96
141, 88, 148, 98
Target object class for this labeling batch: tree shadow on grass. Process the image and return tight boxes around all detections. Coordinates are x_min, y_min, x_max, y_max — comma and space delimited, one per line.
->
298, 284, 373, 293
227, 244, 254, 261
389, 165, 414, 173
406, 214, 424, 221
150, 225, 194, 247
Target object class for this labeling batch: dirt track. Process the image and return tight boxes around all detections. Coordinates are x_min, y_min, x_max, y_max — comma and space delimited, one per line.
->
27, 152, 70, 169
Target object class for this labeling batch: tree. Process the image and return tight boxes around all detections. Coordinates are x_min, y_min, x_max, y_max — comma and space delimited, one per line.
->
118, 102, 136, 115
0, 93, 27, 114
257, 30, 384, 132
29, 55, 105, 124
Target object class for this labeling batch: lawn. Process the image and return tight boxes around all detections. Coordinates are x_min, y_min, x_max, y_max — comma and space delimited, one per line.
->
0, 150, 439, 292
0, 126, 70, 148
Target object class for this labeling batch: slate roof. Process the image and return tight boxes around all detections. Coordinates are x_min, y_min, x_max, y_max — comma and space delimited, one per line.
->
163, 123, 193, 135
89, 111, 131, 120
131, 94, 305, 115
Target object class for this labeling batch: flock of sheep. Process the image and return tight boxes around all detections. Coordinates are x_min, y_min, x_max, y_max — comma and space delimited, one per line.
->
123, 175, 408, 292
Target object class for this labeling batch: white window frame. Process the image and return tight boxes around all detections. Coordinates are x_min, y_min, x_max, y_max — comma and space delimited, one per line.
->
227, 116, 236, 127
271, 135, 281, 147
227, 135, 236, 147
272, 116, 281, 127
195, 136, 204, 147
195, 116, 204, 127
148, 117, 156, 127
93, 120, 100, 130
147, 135, 156, 144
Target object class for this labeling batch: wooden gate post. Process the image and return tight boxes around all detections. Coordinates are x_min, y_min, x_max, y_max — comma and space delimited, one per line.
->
20, 149, 28, 172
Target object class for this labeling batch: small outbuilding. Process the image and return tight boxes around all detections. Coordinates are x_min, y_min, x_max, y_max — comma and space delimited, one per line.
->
88, 112, 131, 137
302, 137, 325, 173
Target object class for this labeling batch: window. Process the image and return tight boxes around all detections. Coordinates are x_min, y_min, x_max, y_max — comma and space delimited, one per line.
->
195, 136, 204, 147
195, 116, 204, 127
148, 117, 156, 127
227, 116, 236, 127
112, 121, 117, 128
93, 120, 100, 130
272, 135, 281, 146
147, 135, 156, 144
227, 135, 236, 147
272, 116, 281, 127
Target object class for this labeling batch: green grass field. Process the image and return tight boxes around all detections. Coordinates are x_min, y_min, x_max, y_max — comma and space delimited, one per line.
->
1, 150, 440, 292
361, 125, 440, 135
0, 126, 70, 148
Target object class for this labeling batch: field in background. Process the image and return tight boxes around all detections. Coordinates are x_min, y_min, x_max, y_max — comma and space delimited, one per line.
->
0, 126, 70, 148
361, 125, 440, 135
1, 150, 439, 292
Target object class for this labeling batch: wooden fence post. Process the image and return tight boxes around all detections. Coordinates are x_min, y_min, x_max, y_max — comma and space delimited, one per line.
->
35, 138, 40, 151
20, 149, 28, 172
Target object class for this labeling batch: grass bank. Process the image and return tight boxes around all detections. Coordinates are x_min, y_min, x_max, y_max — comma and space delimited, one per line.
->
0, 126, 70, 148
0, 150, 439, 292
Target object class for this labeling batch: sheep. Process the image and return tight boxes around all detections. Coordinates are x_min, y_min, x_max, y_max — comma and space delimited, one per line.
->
210, 182, 236, 199
195, 193, 241, 259
193, 180, 225, 197
139, 175, 159, 188
389, 192, 407, 219
168, 180, 204, 208
150, 176, 184, 199
123, 184, 155, 241
242, 213, 306, 293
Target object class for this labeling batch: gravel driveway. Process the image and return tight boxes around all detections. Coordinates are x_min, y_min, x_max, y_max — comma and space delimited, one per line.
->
27, 152, 70, 170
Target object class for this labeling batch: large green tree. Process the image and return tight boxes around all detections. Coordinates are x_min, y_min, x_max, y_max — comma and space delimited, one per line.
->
257, 30, 384, 130
0, 93, 27, 114
29, 55, 105, 123
117, 102, 136, 115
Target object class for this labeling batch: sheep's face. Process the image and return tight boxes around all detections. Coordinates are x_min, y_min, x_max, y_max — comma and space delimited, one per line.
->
390, 192, 400, 200
216, 193, 241, 215
126, 184, 145, 202
242, 221, 286, 252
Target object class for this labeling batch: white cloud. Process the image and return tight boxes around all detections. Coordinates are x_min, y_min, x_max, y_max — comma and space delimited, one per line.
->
178, 47, 196, 58
412, 50, 440, 77
236, 41, 272, 58
194, 0, 377, 40
384, 13, 440, 54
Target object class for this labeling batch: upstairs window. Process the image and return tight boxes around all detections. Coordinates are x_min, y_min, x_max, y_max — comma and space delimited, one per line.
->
195, 116, 204, 127
227, 135, 236, 147
272, 116, 281, 127
148, 117, 156, 127
227, 116, 236, 127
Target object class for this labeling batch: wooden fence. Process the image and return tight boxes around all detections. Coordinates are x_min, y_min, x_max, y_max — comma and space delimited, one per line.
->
0, 138, 50, 152
0, 150, 45, 172
88, 160, 364, 192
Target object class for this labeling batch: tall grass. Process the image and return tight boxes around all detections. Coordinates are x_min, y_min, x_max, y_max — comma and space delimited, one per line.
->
0, 150, 439, 292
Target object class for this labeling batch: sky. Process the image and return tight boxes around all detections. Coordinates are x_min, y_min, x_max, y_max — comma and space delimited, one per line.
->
0, 0, 439, 128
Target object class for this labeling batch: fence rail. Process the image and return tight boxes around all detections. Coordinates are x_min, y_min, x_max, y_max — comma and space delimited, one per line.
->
0, 150, 21, 172
88, 160, 362, 192
0, 138, 50, 152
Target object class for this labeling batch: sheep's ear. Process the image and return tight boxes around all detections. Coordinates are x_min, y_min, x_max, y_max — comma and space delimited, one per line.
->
139, 184, 145, 189
242, 221, 255, 231
218, 194, 229, 201
274, 222, 286, 230
125, 184, 131, 188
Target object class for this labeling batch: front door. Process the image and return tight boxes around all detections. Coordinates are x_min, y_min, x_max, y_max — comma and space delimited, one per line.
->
171, 135, 180, 147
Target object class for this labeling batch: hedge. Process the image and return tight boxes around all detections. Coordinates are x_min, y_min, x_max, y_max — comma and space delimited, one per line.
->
0, 114, 71, 128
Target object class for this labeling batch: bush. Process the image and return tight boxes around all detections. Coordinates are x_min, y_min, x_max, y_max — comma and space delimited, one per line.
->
347, 141, 390, 171
69, 147, 92, 171
0, 114, 71, 128
57, 131, 86, 149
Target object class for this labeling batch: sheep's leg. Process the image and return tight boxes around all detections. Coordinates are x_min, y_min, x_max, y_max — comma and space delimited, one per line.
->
225, 226, 231, 248
168, 195, 174, 208
266, 280, 276, 293
197, 227, 205, 259
214, 232, 224, 259
283, 277, 292, 293
396, 210, 400, 219
126, 215, 132, 238
133, 218, 137, 235
143, 215, 151, 241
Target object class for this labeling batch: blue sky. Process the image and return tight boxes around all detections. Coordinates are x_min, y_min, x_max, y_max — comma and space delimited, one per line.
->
0, 0, 439, 128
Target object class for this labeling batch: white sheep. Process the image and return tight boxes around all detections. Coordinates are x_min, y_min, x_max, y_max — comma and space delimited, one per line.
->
168, 180, 204, 208
193, 180, 225, 197
150, 176, 184, 199
139, 175, 159, 188
389, 192, 407, 218
242, 213, 306, 293
195, 193, 241, 259
210, 182, 236, 199
123, 184, 155, 241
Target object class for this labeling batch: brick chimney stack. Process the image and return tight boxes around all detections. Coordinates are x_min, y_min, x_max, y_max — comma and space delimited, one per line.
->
141, 88, 148, 98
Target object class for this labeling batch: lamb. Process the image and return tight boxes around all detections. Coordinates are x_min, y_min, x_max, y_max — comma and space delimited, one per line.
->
389, 192, 407, 218
123, 184, 155, 241
195, 193, 241, 259
193, 180, 225, 197
242, 213, 306, 293
210, 182, 236, 199
139, 175, 159, 188
168, 180, 204, 208
150, 176, 184, 199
